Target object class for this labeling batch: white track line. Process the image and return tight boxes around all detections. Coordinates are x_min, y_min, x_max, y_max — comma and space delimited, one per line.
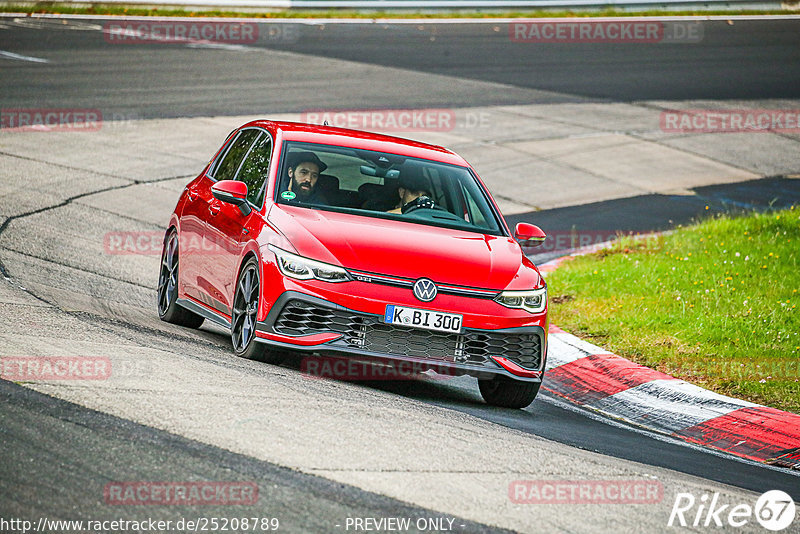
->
0, 50, 49, 63
1, 13, 800, 24
10, 17, 102, 30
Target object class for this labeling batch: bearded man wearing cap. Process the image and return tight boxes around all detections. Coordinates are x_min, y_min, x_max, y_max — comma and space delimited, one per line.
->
285, 151, 329, 205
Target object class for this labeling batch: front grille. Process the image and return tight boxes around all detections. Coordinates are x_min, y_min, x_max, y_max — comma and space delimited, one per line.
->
272, 299, 542, 371
362, 323, 460, 360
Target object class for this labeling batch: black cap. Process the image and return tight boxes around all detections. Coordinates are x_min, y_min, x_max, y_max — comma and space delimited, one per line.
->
398, 164, 431, 195
288, 151, 328, 173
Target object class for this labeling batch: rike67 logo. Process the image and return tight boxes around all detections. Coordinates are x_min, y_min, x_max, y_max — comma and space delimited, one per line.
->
668, 490, 796, 531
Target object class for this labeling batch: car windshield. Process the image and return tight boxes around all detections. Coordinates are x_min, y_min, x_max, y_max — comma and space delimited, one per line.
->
274, 141, 504, 235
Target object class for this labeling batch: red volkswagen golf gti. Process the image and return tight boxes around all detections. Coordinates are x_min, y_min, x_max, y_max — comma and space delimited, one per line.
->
158, 120, 548, 408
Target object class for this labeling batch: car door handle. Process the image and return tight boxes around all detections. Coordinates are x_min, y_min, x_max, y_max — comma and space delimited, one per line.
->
209, 204, 221, 216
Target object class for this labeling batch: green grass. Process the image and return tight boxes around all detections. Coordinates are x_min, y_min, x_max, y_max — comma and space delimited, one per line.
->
547, 207, 800, 414
1, 4, 798, 18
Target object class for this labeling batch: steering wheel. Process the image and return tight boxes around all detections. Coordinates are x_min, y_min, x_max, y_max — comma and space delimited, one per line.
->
401, 196, 436, 214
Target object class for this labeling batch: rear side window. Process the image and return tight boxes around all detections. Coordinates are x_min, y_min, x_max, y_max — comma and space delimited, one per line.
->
237, 134, 273, 207
213, 129, 260, 181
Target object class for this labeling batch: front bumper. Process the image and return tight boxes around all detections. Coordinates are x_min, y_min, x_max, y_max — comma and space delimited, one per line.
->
255, 291, 547, 382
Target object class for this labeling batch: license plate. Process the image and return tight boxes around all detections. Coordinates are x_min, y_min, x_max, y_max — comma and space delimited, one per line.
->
384, 305, 463, 334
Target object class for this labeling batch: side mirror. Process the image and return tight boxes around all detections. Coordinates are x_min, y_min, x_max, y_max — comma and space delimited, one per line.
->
514, 223, 546, 247
211, 180, 251, 216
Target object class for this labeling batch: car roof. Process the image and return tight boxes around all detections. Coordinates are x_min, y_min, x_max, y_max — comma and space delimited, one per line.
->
241, 120, 470, 167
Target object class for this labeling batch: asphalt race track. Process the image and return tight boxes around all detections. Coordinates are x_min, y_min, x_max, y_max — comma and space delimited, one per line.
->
2, 17, 800, 117
1, 15, 799, 533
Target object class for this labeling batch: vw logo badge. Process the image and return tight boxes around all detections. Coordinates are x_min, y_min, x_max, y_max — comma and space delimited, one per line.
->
413, 278, 437, 302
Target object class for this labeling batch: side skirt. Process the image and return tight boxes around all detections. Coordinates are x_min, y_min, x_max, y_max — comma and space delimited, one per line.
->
176, 297, 231, 329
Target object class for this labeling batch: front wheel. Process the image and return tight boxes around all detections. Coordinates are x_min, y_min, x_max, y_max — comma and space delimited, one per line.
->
479, 375, 541, 409
231, 258, 283, 364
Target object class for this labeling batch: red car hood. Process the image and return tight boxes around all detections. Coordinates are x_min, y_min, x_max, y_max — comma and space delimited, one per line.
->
268, 204, 541, 290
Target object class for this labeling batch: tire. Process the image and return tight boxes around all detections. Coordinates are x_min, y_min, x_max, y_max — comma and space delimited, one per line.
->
157, 230, 204, 329
231, 257, 284, 364
479, 375, 541, 409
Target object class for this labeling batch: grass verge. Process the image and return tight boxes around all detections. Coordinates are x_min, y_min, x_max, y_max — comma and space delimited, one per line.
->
0, 4, 798, 18
546, 207, 800, 414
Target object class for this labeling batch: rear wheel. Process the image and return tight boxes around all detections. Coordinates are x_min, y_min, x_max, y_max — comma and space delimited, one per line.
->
231, 258, 284, 364
479, 375, 541, 409
157, 230, 204, 328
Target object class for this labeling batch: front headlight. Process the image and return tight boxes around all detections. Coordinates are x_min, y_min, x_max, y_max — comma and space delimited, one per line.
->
268, 245, 351, 283
494, 287, 547, 314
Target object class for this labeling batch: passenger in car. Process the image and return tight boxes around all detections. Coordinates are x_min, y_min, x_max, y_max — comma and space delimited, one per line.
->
359, 182, 396, 211
284, 151, 329, 205
388, 168, 436, 214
